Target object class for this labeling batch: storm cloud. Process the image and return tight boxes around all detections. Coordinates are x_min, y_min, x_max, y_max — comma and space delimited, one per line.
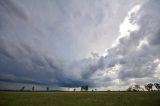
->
0, 0, 160, 90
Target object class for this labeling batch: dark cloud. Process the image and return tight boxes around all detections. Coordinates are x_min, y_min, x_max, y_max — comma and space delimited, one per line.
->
149, 30, 160, 46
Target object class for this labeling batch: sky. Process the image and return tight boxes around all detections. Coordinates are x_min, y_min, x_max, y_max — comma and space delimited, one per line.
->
0, 0, 160, 91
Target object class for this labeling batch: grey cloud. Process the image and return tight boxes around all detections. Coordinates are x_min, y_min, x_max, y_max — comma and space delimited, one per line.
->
0, 0, 29, 20
149, 30, 160, 46
1, 0, 159, 89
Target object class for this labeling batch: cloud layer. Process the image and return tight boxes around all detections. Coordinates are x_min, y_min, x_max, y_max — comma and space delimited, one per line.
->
0, 0, 160, 90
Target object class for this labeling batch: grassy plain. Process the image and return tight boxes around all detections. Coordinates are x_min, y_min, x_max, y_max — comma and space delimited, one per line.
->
0, 91, 160, 106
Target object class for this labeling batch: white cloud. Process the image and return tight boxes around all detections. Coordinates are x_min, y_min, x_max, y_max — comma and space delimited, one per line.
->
136, 38, 149, 50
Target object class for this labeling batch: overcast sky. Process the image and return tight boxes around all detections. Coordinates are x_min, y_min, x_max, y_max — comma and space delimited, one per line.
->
0, 0, 160, 90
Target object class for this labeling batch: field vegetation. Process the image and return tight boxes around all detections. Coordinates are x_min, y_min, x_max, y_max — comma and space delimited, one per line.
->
0, 91, 160, 106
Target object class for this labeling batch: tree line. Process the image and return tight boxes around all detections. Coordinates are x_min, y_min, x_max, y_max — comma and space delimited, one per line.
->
20, 86, 49, 91
126, 83, 160, 92
19, 83, 160, 92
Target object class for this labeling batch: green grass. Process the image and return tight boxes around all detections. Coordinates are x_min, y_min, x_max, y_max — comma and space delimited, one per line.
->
0, 91, 160, 106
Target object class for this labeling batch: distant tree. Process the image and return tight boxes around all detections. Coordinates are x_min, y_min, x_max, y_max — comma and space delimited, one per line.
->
32, 86, 35, 91
145, 84, 150, 91
154, 83, 160, 91
134, 84, 141, 91
86, 85, 88, 91
126, 86, 132, 91
46, 87, 49, 91
148, 83, 153, 91
132, 89, 138, 92
81, 85, 88, 91
126, 85, 143, 92
73, 88, 76, 92
145, 83, 153, 91
20, 86, 25, 91
81, 86, 83, 91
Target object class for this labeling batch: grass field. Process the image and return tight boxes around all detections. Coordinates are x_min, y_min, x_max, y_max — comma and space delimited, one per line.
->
0, 91, 160, 106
